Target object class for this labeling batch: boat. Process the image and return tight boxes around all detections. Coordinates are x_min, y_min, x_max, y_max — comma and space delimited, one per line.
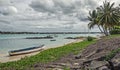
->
9, 44, 44, 56
54, 34, 58, 37
50, 39, 56, 41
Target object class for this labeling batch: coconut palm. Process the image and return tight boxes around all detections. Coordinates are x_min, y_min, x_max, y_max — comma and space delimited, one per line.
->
88, 1, 120, 36
88, 10, 103, 33
97, 1, 120, 36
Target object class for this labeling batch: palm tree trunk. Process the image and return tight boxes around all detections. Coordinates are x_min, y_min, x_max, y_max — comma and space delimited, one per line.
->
98, 25, 104, 33
106, 29, 109, 36
101, 26, 109, 36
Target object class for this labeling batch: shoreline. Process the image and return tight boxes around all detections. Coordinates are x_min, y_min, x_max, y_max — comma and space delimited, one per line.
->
44, 38, 84, 50
0, 39, 84, 63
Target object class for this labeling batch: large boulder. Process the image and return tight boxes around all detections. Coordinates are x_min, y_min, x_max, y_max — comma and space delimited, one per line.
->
87, 60, 109, 70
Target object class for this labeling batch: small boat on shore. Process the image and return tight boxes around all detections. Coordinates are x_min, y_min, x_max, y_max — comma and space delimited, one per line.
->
9, 44, 44, 56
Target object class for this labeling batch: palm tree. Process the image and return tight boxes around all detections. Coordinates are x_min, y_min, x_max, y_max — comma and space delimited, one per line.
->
88, 10, 103, 33
88, 1, 120, 36
97, 1, 120, 36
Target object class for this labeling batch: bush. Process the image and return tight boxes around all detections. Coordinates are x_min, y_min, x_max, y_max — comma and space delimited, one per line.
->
110, 26, 120, 34
110, 29, 120, 34
87, 36, 93, 41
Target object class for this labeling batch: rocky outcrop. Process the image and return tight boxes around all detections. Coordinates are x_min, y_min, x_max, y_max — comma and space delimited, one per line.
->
25, 36, 53, 39
32, 37, 120, 70
74, 37, 120, 70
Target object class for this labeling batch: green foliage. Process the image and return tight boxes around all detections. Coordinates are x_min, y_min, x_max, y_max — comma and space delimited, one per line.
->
88, 1, 120, 36
64, 67, 70, 70
104, 48, 120, 61
110, 29, 120, 34
110, 26, 120, 34
87, 36, 93, 41
0, 40, 96, 70
88, 10, 99, 29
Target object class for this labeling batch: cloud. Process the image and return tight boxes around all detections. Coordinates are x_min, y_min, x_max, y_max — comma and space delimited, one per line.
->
29, 0, 55, 13
1, 0, 119, 32
0, 19, 10, 24
0, 6, 18, 15
0, 0, 18, 15
0, 0, 10, 6
29, 0, 98, 21
29, 0, 77, 14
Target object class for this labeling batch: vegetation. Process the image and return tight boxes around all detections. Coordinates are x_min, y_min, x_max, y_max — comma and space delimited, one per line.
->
103, 34, 120, 39
87, 36, 93, 41
105, 48, 120, 61
0, 40, 96, 70
88, 1, 120, 36
110, 26, 120, 34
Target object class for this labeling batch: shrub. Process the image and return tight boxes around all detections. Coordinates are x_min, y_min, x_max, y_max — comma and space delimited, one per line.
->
87, 36, 93, 41
110, 26, 120, 34
110, 29, 120, 34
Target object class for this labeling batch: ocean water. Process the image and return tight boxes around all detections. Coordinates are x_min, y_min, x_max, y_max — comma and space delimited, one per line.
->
0, 33, 101, 55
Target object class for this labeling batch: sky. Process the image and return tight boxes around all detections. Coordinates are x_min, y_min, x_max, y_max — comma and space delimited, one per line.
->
0, 0, 119, 32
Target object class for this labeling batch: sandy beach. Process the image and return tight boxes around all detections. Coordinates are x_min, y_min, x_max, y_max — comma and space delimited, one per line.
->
0, 39, 84, 63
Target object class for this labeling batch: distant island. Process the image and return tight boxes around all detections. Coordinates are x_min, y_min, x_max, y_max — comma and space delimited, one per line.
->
0, 31, 101, 34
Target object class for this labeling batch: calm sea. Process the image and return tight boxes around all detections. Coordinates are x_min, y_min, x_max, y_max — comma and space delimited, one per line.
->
0, 33, 101, 55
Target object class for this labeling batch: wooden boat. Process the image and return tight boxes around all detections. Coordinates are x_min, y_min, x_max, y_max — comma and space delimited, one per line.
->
9, 44, 44, 56
50, 39, 56, 41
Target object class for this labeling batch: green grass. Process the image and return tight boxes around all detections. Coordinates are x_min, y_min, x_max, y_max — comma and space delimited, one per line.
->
104, 34, 120, 39
105, 48, 120, 61
0, 40, 96, 70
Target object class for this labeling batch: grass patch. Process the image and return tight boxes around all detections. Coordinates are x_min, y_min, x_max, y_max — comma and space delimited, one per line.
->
103, 34, 120, 39
0, 40, 96, 70
104, 48, 120, 61
64, 67, 70, 70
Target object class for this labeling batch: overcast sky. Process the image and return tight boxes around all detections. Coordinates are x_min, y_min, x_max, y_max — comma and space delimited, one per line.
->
0, 0, 119, 32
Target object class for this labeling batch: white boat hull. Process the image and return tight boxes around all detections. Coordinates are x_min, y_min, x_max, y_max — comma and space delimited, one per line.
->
9, 46, 44, 56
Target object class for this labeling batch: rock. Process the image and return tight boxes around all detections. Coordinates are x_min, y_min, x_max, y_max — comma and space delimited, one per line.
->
89, 60, 109, 69
75, 54, 82, 59
112, 59, 120, 70
70, 65, 81, 69
85, 50, 97, 58
52, 68, 63, 70
32, 38, 120, 70
54, 63, 71, 67
98, 66, 110, 70
47, 65, 63, 68
73, 63, 79, 66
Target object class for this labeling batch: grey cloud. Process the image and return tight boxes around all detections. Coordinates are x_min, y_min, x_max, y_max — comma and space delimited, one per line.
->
29, 0, 76, 14
62, 21, 77, 25
0, 6, 18, 15
29, 0, 55, 13
0, 0, 18, 16
0, 23, 14, 31
53, 0, 76, 14
0, 0, 10, 6
29, 0, 98, 21
0, 19, 10, 24
1, 0, 117, 32
63, 25, 74, 29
